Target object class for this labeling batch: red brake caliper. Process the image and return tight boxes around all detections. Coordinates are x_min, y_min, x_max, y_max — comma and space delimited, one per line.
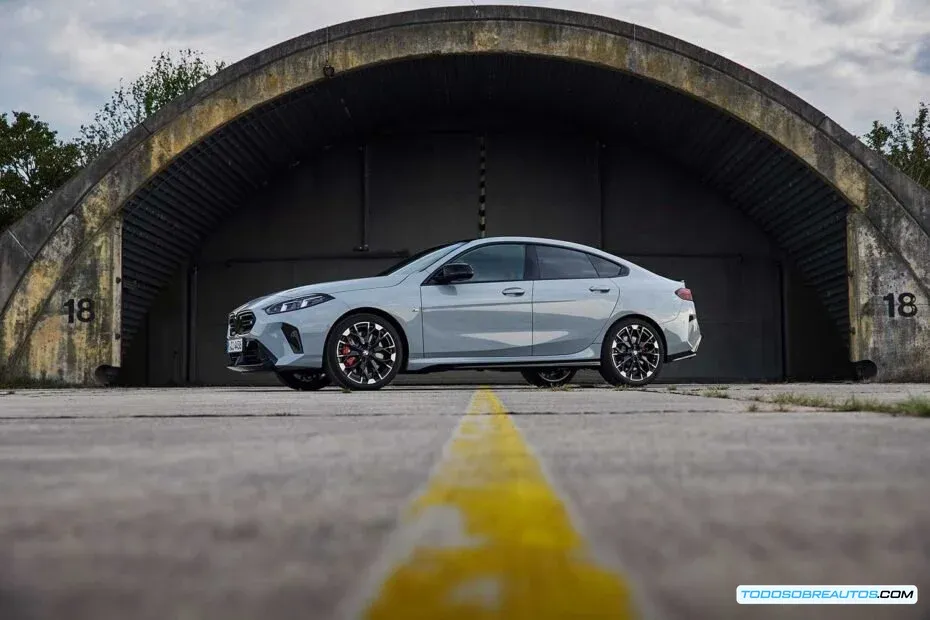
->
341, 344, 356, 367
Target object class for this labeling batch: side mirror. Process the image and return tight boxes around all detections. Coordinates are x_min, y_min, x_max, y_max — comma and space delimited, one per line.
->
435, 263, 474, 284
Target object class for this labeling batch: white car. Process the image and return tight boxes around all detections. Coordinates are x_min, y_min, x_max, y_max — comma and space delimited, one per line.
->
225, 236, 702, 391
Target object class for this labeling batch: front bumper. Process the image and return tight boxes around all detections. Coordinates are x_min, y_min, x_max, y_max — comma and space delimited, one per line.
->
225, 299, 349, 373
227, 337, 278, 372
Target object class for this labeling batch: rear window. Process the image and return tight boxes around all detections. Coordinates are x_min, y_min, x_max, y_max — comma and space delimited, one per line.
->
536, 245, 599, 279
588, 255, 626, 278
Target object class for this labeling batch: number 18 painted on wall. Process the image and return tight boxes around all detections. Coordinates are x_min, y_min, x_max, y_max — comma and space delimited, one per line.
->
883, 293, 918, 318
63, 298, 96, 324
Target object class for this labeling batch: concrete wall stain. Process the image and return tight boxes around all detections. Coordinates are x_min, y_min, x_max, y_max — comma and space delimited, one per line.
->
846, 214, 862, 363
1, 14, 929, 383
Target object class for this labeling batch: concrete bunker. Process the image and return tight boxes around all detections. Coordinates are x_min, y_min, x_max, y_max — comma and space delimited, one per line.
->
1, 6, 928, 385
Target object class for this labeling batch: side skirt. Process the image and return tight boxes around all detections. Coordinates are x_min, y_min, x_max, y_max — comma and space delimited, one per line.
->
403, 359, 601, 375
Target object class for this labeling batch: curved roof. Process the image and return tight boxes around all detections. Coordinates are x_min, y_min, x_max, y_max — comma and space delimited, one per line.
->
2, 5, 929, 378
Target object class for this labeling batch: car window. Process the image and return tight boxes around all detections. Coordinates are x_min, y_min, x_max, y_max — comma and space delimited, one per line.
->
453, 244, 526, 283
588, 254, 625, 278
535, 245, 600, 279
377, 241, 467, 276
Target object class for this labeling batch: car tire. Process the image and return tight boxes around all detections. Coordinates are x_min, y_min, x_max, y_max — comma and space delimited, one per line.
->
599, 317, 665, 387
276, 369, 331, 391
521, 368, 577, 388
325, 313, 404, 391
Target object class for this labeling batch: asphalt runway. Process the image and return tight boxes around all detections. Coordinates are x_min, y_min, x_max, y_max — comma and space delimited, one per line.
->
0, 384, 928, 620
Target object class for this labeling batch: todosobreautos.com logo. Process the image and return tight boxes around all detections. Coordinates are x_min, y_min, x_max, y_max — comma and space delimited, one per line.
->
736, 585, 918, 604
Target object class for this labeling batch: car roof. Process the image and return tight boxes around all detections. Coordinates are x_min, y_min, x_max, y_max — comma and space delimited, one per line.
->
463, 236, 617, 258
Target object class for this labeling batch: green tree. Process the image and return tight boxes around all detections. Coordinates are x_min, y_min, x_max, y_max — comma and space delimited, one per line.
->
0, 111, 82, 231
863, 102, 930, 189
77, 49, 226, 164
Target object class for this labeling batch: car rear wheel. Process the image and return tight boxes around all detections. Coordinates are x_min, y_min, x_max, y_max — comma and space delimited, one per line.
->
325, 313, 403, 391
276, 369, 331, 391
599, 317, 664, 387
521, 368, 577, 388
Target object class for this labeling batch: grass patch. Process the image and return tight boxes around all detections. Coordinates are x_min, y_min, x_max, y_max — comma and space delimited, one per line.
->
746, 403, 759, 412
767, 393, 836, 408
755, 392, 930, 417
547, 384, 574, 392
700, 387, 730, 399
666, 385, 678, 391
834, 395, 930, 417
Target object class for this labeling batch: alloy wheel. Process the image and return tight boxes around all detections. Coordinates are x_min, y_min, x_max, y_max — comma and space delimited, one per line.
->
335, 320, 398, 386
538, 368, 573, 384
610, 323, 661, 383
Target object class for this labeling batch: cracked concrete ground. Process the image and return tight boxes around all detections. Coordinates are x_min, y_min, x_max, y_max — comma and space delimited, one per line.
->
0, 384, 927, 620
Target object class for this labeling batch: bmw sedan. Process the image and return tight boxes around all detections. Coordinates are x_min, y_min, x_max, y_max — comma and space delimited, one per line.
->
225, 236, 702, 391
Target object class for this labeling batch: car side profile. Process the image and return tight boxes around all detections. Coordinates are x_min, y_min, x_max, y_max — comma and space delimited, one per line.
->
225, 236, 702, 390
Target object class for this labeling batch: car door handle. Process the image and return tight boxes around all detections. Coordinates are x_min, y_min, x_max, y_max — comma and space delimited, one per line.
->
502, 287, 525, 296
589, 285, 611, 293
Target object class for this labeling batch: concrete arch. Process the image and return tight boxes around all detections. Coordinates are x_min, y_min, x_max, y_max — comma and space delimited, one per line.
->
1, 5, 929, 384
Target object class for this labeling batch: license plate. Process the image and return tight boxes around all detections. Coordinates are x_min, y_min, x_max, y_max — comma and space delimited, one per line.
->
227, 338, 243, 353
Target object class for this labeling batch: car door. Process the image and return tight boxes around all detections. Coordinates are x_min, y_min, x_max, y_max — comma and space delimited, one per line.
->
530, 244, 621, 356
420, 243, 533, 358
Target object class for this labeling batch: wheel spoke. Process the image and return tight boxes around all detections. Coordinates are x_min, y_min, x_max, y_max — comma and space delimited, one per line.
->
619, 354, 636, 376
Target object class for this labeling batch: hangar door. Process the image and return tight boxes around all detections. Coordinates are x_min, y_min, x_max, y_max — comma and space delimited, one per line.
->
486, 130, 784, 381
626, 256, 782, 381
129, 125, 792, 385
600, 144, 785, 381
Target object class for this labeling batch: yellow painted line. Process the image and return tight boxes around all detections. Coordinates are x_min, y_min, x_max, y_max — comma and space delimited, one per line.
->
343, 388, 637, 619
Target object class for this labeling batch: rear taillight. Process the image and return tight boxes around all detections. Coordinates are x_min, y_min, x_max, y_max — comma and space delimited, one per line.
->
675, 287, 693, 301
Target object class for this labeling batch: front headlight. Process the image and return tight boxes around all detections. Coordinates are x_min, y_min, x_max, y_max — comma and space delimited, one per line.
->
264, 293, 333, 315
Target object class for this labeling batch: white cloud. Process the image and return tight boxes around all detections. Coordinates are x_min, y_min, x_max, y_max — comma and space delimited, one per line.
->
1, 0, 928, 139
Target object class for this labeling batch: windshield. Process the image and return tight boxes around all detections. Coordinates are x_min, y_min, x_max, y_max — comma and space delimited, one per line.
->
376, 241, 469, 277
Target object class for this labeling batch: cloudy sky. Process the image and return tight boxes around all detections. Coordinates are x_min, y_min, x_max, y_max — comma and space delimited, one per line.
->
1, 0, 928, 140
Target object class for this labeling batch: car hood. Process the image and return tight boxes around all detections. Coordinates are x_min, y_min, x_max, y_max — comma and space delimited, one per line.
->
232, 275, 403, 313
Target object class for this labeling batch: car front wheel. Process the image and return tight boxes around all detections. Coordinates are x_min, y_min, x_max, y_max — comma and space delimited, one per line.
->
276, 369, 331, 391
521, 368, 577, 388
325, 313, 403, 391
599, 318, 665, 387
